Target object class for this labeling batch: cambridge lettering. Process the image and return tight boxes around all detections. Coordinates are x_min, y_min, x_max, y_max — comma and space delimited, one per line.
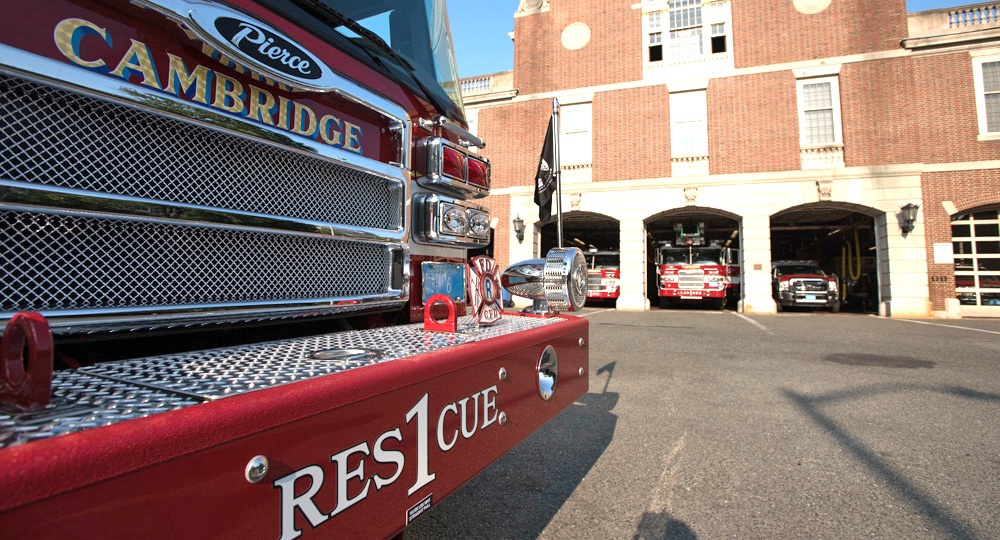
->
54, 18, 363, 153
273, 386, 499, 540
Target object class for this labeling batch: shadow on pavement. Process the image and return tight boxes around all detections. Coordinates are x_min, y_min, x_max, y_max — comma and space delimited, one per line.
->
634, 511, 698, 540
404, 362, 620, 539
783, 384, 995, 540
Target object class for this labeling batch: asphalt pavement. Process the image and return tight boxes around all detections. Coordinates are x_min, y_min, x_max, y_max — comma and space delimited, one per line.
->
405, 308, 1000, 540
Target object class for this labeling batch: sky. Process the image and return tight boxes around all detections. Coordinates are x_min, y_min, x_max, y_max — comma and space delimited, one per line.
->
447, 0, 973, 79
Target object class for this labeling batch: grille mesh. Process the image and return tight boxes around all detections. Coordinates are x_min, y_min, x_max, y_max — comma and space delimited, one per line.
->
1, 210, 391, 313
792, 279, 828, 292
0, 74, 401, 230
0, 72, 404, 323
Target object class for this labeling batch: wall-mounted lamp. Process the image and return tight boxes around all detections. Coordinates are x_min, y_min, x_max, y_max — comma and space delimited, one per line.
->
900, 203, 919, 234
512, 215, 525, 243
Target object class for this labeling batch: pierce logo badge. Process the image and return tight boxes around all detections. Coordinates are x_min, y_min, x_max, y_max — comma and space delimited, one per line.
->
214, 17, 321, 81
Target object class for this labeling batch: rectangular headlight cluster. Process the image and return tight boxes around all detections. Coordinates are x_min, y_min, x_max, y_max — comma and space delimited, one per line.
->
413, 193, 491, 247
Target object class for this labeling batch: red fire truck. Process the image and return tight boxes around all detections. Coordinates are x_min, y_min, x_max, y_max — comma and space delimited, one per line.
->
0, 1, 589, 538
584, 249, 621, 302
655, 223, 729, 310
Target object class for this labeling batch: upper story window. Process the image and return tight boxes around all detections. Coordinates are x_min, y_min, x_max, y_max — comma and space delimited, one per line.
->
972, 52, 1000, 140
647, 11, 662, 62
710, 23, 727, 54
649, 32, 663, 62
984, 62, 1000, 132
794, 68, 844, 169
642, 1, 733, 73
560, 102, 592, 167
670, 90, 708, 158
669, 0, 703, 57
796, 77, 842, 146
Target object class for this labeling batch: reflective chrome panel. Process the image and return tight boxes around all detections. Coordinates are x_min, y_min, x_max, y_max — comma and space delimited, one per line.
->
0, 45, 411, 333
413, 193, 491, 247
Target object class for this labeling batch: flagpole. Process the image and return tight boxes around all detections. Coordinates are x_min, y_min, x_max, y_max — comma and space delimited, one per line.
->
552, 98, 563, 248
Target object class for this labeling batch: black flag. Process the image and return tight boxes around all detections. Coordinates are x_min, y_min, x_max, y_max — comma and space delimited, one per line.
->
532, 117, 556, 223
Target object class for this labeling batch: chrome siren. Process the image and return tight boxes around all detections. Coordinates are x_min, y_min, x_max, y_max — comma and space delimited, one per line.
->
501, 247, 587, 314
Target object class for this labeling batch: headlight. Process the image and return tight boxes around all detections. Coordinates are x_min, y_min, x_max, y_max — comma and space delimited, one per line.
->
468, 211, 490, 239
828, 280, 838, 292
413, 194, 491, 247
778, 281, 789, 291
502, 247, 587, 313
441, 204, 467, 234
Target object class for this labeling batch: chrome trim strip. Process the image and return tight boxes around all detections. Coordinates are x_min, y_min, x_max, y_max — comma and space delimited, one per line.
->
0, 180, 403, 243
421, 115, 486, 149
0, 295, 406, 333
0, 44, 409, 219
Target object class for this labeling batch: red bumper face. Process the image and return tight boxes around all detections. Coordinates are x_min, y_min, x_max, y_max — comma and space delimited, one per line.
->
659, 289, 726, 299
0, 315, 588, 540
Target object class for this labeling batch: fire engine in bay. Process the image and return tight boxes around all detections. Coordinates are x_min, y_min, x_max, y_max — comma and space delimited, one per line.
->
0, 1, 590, 538
655, 223, 733, 310
584, 249, 620, 302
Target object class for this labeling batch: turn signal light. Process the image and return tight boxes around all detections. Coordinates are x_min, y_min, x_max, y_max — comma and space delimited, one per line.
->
441, 145, 464, 181
467, 156, 489, 189
414, 137, 491, 198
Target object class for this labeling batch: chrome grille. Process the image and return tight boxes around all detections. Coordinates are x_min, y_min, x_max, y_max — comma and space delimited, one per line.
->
0, 74, 401, 230
792, 279, 827, 292
0, 69, 407, 331
587, 272, 603, 292
678, 268, 705, 289
1, 210, 391, 313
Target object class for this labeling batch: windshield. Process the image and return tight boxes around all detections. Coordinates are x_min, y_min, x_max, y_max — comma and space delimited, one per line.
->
586, 254, 620, 270
287, 0, 465, 120
775, 265, 825, 276
658, 247, 722, 265
330, 0, 463, 117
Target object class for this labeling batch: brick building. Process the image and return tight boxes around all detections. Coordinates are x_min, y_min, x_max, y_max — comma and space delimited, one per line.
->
461, 0, 1000, 318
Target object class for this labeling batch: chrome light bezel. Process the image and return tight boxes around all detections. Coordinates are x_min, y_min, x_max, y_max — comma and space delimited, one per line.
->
413, 193, 491, 247
413, 137, 490, 199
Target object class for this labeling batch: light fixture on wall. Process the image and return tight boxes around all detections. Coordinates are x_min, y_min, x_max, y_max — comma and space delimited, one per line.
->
900, 203, 920, 234
513, 215, 525, 243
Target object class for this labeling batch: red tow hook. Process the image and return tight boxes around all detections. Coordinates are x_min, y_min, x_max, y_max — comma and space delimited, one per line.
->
0, 312, 54, 411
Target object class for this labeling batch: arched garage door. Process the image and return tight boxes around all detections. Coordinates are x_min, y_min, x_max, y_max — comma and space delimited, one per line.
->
771, 203, 881, 313
645, 207, 741, 310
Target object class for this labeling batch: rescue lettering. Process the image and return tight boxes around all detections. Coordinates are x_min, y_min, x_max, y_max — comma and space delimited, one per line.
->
273, 385, 499, 540
53, 18, 363, 154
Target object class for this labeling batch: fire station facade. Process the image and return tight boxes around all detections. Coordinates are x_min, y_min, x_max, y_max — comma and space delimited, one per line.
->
460, 0, 1000, 318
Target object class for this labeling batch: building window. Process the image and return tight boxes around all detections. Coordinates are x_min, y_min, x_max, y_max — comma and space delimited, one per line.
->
711, 23, 727, 54
649, 32, 663, 62
670, 90, 708, 157
669, 0, 703, 57
952, 208, 1000, 306
560, 103, 592, 167
642, 1, 732, 69
648, 11, 661, 29
796, 76, 842, 147
972, 54, 1000, 138
984, 61, 1000, 132
669, 88, 709, 176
